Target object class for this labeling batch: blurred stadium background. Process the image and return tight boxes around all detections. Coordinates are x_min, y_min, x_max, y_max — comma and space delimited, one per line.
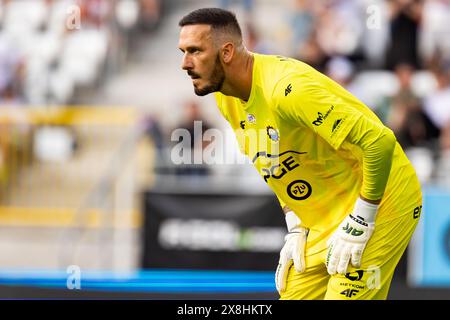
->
0, 0, 449, 299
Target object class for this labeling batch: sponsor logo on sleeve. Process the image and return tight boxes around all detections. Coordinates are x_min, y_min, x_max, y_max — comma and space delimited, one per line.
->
332, 118, 342, 132
312, 105, 334, 126
330, 117, 347, 137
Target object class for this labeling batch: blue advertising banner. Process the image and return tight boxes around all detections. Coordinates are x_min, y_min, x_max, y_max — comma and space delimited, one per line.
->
408, 187, 450, 287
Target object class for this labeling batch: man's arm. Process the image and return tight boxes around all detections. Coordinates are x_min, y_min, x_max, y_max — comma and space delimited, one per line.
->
282, 205, 292, 214
273, 73, 398, 275
345, 117, 397, 204
325, 118, 396, 274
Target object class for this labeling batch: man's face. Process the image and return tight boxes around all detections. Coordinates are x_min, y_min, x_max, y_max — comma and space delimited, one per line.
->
179, 24, 225, 96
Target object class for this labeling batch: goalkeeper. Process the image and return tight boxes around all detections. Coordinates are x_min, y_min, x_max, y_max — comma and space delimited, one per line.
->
178, 8, 422, 300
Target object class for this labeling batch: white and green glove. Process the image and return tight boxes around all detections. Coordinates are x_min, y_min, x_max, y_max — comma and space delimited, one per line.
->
275, 211, 309, 294
326, 198, 379, 275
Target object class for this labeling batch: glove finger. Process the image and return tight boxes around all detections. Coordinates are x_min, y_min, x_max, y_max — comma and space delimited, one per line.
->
325, 239, 334, 268
275, 242, 289, 293
351, 244, 364, 268
326, 233, 337, 247
293, 233, 306, 273
275, 259, 293, 294
327, 239, 343, 275
337, 244, 352, 275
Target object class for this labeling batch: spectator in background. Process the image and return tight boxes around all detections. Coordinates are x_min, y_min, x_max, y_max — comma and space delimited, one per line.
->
289, 0, 315, 58
315, 0, 365, 62
218, 0, 253, 15
138, 0, 161, 32
244, 23, 273, 54
419, 0, 450, 69
139, 113, 168, 176
325, 56, 355, 89
77, 0, 112, 29
0, 34, 24, 104
0, 83, 24, 106
385, 0, 423, 70
436, 120, 450, 186
423, 61, 450, 130
297, 31, 328, 72
387, 63, 440, 149
440, 121, 450, 151
173, 101, 212, 177
296, 0, 365, 72
142, 113, 165, 154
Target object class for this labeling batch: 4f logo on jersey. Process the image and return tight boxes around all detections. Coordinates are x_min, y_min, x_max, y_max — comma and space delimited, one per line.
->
285, 84, 292, 96
266, 126, 279, 141
312, 105, 334, 126
240, 120, 246, 129
340, 289, 359, 298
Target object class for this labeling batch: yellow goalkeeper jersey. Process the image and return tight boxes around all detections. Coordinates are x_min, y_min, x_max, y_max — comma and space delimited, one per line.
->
214, 53, 421, 240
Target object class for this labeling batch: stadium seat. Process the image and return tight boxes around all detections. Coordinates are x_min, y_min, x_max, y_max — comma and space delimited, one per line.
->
411, 71, 438, 98
3, 0, 47, 33
48, 70, 75, 104
116, 0, 140, 30
59, 29, 108, 86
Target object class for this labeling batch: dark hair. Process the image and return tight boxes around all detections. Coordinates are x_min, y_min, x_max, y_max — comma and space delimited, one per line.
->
179, 8, 242, 38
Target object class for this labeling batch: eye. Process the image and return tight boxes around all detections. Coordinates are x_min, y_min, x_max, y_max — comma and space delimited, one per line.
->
188, 48, 200, 54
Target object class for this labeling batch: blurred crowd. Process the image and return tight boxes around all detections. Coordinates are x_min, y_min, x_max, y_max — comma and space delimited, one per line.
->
0, 0, 163, 191
206, 0, 450, 186
281, 0, 450, 186
1, 0, 450, 188
0, 0, 162, 106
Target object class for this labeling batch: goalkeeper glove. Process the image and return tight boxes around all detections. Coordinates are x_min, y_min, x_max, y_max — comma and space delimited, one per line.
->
275, 211, 308, 294
326, 197, 379, 275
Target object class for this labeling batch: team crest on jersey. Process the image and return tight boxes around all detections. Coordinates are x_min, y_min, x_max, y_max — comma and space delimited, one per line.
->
247, 113, 256, 124
266, 126, 279, 141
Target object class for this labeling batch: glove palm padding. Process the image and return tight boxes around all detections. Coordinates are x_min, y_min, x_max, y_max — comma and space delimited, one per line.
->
326, 215, 374, 275
275, 228, 308, 294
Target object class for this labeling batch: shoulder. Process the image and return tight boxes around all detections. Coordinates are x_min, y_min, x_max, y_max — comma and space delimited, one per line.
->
213, 92, 231, 121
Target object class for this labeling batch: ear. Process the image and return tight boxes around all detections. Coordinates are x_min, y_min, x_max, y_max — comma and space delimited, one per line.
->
221, 42, 235, 64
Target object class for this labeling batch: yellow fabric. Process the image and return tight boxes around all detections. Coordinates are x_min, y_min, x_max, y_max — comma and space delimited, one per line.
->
214, 53, 420, 241
279, 195, 421, 300
345, 122, 396, 201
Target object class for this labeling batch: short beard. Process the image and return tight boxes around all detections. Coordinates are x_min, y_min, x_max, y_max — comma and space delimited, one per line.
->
194, 54, 225, 96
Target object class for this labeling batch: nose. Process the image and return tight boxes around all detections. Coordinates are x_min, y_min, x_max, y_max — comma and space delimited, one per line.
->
181, 53, 193, 71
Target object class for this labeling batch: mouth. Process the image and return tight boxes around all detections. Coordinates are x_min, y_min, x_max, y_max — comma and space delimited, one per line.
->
188, 71, 200, 80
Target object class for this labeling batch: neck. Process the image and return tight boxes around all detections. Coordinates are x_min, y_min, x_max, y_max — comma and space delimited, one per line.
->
220, 50, 254, 101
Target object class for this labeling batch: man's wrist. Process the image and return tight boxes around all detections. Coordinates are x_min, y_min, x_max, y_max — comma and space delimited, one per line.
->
359, 194, 381, 205
353, 197, 379, 223
285, 211, 302, 233
282, 205, 292, 214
